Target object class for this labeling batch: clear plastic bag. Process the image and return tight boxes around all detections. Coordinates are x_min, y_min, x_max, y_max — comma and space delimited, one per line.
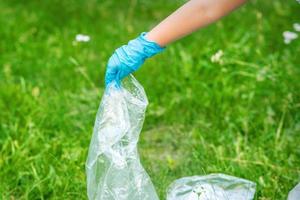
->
166, 173, 256, 200
288, 183, 300, 200
85, 75, 159, 200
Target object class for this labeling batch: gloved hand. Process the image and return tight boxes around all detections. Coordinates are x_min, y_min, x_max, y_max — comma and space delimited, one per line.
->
105, 32, 165, 87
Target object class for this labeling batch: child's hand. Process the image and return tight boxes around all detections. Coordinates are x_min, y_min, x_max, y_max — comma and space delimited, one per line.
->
105, 32, 164, 87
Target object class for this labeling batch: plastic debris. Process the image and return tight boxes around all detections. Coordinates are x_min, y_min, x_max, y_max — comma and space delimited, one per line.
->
166, 173, 256, 200
288, 183, 300, 200
85, 76, 257, 200
86, 75, 159, 200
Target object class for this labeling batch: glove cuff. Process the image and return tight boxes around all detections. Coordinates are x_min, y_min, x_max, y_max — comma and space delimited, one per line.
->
137, 32, 165, 57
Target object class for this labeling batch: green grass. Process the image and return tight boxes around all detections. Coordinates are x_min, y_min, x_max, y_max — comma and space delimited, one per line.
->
1, 0, 300, 199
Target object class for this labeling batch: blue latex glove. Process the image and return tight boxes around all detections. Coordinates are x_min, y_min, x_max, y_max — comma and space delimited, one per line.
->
105, 32, 165, 87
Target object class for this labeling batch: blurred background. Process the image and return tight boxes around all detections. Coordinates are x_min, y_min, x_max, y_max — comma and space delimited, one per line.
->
0, 0, 300, 199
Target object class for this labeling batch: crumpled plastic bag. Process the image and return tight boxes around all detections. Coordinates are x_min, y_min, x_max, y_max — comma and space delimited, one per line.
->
166, 173, 256, 200
86, 75, 159, 200
288, 182, 300, 200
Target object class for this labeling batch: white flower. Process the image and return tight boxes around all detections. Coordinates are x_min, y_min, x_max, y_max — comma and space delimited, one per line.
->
293, 23, 300, 32
283, 31, 298, 44
211, 50, 224, 64
75, 34, 90, 42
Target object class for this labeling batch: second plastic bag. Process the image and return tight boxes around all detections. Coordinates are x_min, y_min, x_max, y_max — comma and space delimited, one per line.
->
288, 183, 300, 200
166, 173, 256, 200
86, 75, 159, 200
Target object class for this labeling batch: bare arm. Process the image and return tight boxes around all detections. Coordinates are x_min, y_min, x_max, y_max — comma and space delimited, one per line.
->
146, 0, 246, 46
105, 0, 246, 85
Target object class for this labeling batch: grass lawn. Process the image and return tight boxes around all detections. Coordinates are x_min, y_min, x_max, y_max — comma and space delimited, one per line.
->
1, 0, 300, 199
